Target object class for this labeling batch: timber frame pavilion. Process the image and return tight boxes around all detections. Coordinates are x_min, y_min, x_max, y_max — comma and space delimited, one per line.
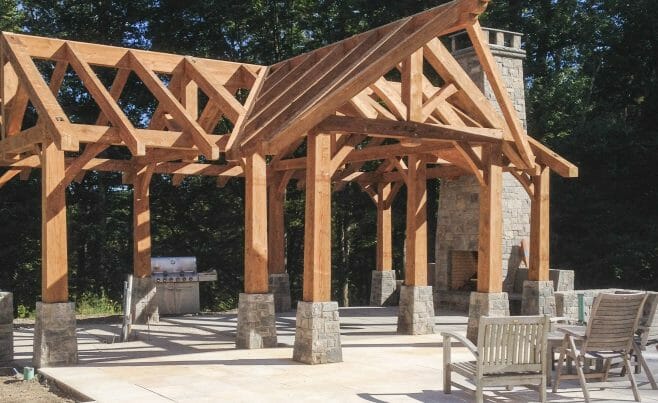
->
0, 0, 577, 366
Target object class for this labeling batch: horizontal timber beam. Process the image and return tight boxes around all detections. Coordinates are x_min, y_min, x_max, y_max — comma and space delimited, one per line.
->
0, 124, 227, 155
315, 115, 503, 144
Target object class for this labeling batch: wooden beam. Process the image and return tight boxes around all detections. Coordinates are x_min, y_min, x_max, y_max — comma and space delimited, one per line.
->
405, 154, 428, 286
0, 168, 21, 188
303, 133, 332, 302
317, 115, 503, 143
128, 51, 219, 160
528, 136, 578, 178
96, 68, 130, 125
256, 0, 489, 155
225, 66, 268, 156
183, 58, 245, 123
66, 44, 145, 156
41, 139, 68, 303
529, 165, 550, 281
477, 144, 503, 293
2, 34, 78, 151
268, 176, 286, 275
3, 32, 261, 81
376, 182, 393, 271
466, 22, 535, 169
133, 164, 153, 278
402, 49, 424, 122
244, 150, 269, 293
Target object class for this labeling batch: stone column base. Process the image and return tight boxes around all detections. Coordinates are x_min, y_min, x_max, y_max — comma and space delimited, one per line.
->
131, 277, 159, 324
33, 302, 77, 368
521, 280, 556, 315
236, 293, 277, 349
293, 301, 342, 364
0, 293, 13, 365
269, 273, 292, 312
397, 286, 435, 335
467, 292, 510, 343
370, 271, 397, 306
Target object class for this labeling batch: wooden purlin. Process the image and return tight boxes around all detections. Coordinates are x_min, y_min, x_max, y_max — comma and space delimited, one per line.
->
240, 0, 491, 155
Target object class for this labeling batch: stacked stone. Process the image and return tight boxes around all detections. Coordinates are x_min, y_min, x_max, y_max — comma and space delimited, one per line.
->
33, 302, 78, 368
435, 176, 480, 292
0, 293, 13, 364
131, 277, 159, 324
370, 271, 397, 306
521, 281, 556, 315
293, 301, 342, 364
236, 293, 277, 349
397, 286, 435, 335
268, 273, 292, 312
467, 292, 510, 342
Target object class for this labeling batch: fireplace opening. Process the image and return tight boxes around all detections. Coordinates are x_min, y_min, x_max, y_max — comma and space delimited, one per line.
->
450, 250, 478, 291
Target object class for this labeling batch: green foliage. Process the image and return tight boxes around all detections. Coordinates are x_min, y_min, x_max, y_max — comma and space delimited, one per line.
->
0, 0, 655, 312
75, 289, 121, 316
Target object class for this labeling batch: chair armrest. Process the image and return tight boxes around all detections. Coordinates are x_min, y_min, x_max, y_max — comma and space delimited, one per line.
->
558, 325, 586, 339
441, 331, 478, 356
550, 316, 569, 323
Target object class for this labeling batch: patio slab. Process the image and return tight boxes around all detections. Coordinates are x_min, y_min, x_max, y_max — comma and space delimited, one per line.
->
12, 306, 658, 402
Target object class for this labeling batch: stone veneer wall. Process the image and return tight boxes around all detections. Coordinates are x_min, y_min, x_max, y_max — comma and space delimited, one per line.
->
433, 29, 531, 300
435, 174, 530, 292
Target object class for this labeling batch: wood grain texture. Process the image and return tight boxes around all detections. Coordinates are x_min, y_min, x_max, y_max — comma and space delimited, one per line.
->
244, 151, 269, 293
303, 133, 332, 302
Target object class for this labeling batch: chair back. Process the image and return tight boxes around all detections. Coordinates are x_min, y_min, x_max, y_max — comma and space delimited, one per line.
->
584, 292, 647, 353
477, 315, 549, 375
639, 292, 658, 346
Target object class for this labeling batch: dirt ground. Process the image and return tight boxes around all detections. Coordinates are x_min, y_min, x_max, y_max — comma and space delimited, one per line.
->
0, 373, 76, 403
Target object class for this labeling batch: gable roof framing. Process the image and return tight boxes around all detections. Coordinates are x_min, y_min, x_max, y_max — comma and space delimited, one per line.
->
0, 0, 577, 193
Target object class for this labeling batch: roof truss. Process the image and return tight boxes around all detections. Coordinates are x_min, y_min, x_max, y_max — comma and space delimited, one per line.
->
0, 0, 577, 193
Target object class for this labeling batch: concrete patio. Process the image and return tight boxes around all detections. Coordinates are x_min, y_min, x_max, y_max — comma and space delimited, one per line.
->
12, 307, 658, 402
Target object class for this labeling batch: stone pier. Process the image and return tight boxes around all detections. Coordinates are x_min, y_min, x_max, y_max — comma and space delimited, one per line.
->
293, 301, 342, 364
521, 280, 556, 315
131, 276, 159, 324
268, 273, 292, 313
397, 286, 435, 335
370, 271, 397, 306
236, 293, 278, 349
33, 302, 78, 368
0, 292, 13, 365
467, 292, 510, 342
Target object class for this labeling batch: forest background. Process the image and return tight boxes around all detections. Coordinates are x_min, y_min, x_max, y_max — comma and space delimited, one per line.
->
0, 0, 655, 314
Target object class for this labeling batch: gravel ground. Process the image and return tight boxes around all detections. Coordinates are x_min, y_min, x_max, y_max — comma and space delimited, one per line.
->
0, 373, 76, 403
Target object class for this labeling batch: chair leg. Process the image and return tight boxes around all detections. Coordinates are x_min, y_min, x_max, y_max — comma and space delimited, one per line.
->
475, 385, 484, 403
553, 348, 566, 393
623, 354, 642, 402
636, 345, 658, 390
443, 336, 452, 395
603, 358, 612, 382
575, 357, 591, 403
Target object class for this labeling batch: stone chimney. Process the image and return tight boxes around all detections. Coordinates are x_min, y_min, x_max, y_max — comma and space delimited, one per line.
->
434, 28, 531, 307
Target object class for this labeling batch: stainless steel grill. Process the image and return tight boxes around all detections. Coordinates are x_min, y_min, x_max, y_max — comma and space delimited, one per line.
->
151, 257, 217, 315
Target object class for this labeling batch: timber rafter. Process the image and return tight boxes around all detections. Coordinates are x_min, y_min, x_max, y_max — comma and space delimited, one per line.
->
0, 0, 576, 195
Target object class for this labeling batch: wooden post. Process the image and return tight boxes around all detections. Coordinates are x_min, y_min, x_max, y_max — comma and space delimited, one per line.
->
42, 139, 69, 303
477, 144, 503, 293
244, 150, 269, 294
268, 178, 286, 275
133, 166, 153, 278
303, 132, 332, 302
376, 182, 393, 271
404, 154, 427, 286
529, 165, 550, 281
